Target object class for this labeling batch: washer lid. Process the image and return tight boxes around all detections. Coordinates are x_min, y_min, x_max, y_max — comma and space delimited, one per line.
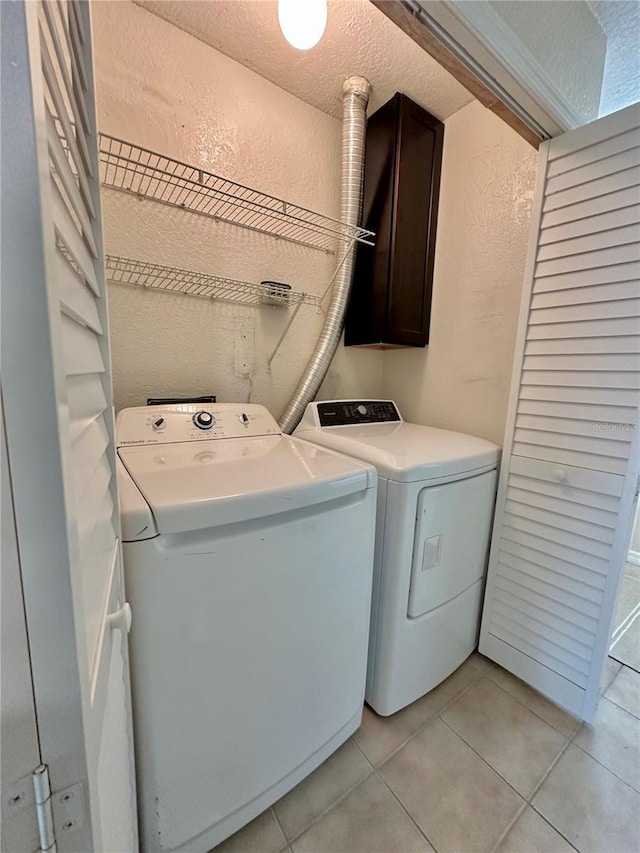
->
118, 435, 375, 535
294, 422, 500, 482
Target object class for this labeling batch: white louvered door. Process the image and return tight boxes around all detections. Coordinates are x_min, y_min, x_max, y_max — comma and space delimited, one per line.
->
479, 103, 640, 723
2, 1, 137, 849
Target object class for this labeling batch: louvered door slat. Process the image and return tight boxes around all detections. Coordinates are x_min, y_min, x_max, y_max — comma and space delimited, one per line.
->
480, 104, 640, 722
504, 499, 615, 544
76, 451, 112, 526
531, 283, 639, 310
43, 1, 90, 131
518, 396, 636, 422
496, 561, 602, 614
537, 224, 639, 261
507, 485, 617, 529
489, 612, 590, 684
546, 148, 640, 195
495, 574, 599, 631
47, 109, 97, 250
543, 166, 640, 212
515, 414, 634, 441
519, 384, 636, 407
514, 426, 629, 458
71, 417, 109, 495
523, 352, 640, 371
540, 206, 640, 245
511, 441, 628, 475
492, 592, 595, 657
40, 32, 94, 214
69, 0, 87, 46
536, 244, 639, 277
68, 370, 107, 419
501, 524, 611, 575
534, 259, 639, 292
57, 245, 102, 332
498, 548, 605, 602
525, 334, 639, 355
522, 370, 637, 389
503, 512, 612, 559
51, 180, 100, 292
40, 3, 91, 158
78, 493, 117, 666
68, 373, 108, 442
62, 312, 105, 375
541, 185, 640, 228
530, 296, 640, 322
527, 316, 638, 340
54, 0, 88, 93
546, 127, 640, 177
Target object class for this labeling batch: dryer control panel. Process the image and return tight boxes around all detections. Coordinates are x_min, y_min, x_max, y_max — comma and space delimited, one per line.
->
314, 400, 401, 428
116, 403, 281, 446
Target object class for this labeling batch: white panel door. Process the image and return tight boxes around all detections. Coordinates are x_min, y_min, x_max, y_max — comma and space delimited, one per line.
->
1, 1, 137, 848
479, 103, 640, 723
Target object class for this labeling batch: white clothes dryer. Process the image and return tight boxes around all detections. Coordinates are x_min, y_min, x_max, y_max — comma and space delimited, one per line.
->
295, 400, 499, 716
117, 403, 376, 852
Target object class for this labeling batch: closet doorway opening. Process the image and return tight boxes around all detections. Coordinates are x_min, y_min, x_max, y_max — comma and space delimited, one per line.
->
609, 504, 640, 674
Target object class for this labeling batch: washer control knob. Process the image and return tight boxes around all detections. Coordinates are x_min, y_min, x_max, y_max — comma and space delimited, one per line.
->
193, 411, 215, 430
239, 413, 250, 426
152, 416, 166, 431
356, 404, 368, 416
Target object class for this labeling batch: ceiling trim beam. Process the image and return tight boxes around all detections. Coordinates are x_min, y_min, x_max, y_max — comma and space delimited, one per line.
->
370, 0, 543, 148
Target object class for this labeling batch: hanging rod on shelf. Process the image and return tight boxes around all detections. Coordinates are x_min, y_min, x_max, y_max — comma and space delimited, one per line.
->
98, 133, 375, 253
104, 255, 322, 309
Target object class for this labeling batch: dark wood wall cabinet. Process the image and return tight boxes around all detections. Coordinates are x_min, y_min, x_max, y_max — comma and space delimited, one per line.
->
346, 93, 444, 348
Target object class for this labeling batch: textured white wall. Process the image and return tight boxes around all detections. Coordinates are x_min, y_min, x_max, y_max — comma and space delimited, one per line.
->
591, 0, 640, 117
92, 0, 383, 415
93, 2, 538, 440
381, 101, 537, 446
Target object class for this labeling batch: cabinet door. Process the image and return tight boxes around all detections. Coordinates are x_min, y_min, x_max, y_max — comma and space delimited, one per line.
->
346, 94, 443, 347
479, 104, 640, 722
387, 96, 443, 345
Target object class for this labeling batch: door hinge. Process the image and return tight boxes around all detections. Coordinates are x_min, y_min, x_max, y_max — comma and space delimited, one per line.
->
33, 765, 56, 852
32, 766, 85, 852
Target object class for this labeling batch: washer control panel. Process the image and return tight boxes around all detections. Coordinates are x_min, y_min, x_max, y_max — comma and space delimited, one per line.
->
316, 400, 401, 427
116, 403, 280, 446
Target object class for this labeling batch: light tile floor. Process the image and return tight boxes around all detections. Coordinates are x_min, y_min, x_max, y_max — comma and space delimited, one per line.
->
213, 654, 640, 853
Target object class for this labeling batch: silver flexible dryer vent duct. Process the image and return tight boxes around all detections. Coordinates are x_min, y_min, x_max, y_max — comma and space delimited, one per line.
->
279, 75, 371, 433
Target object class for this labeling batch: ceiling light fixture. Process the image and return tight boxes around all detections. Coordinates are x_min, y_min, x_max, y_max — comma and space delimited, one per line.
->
278, 0, 328, 50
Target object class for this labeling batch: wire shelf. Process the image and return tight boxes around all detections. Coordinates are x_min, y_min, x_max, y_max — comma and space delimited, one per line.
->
98, 133, 375, 253
105, 255, 321, 309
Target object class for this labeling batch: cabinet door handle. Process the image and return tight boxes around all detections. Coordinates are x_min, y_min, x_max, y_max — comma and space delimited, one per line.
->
552, 468, 567, 482
108, 602, 132, 634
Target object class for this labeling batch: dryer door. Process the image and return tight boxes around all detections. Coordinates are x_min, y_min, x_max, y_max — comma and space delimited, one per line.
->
408, 470, 497, 618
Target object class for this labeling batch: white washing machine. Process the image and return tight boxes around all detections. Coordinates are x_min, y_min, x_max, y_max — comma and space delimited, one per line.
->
295, 400, 500, 716
116, 403, 376, 852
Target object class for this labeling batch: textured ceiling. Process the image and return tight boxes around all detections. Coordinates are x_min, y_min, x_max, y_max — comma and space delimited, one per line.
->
133, 0, 474, 120
588, 0, 640, 39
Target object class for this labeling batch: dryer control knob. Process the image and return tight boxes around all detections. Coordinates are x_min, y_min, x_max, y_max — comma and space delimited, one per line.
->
356, 404, 368, 416
193, 411, 215, 430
